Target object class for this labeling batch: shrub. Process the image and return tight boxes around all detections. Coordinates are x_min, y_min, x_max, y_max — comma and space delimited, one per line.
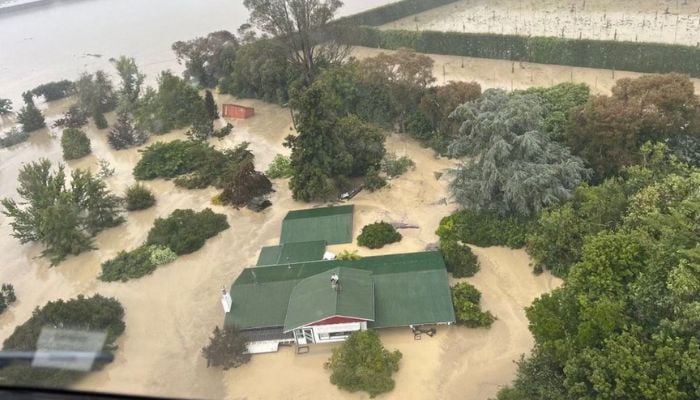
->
337, 250, 362, 261
0, 295, 125, 388
0, 98, 11, 115
53, 106, 88, 129
266, 154, 293, 179
325, 330, 402, 398
381, 153, 415, 178
212, 123, 233, 139
357, 221, 402, 249
364, 167, 387, 192
61, 128, 91, 160
93, 110, 109, 129
133, 140, 253, 190
202, 326, 251, 370
451, 282, 495, 328
437, 210, 531, 248
124, 184, 156, 211
100, 246, 156, 282
99, 245, 176, 282
0, 128, 29, 149
440, 240, 480, 277
0, 284, 17, 315
146, 208, 229, 255
148, 245, 177, 266
32, 80, 74, 101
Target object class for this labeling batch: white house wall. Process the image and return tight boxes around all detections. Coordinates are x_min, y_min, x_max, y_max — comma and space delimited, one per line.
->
310, 321, 365, 343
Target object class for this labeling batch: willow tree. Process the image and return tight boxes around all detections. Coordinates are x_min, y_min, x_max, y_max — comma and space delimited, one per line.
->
448, 89, 589, 217
243, 0, 348, 81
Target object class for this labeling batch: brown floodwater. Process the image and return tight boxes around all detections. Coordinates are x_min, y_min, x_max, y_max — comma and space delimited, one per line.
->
0, 0, 397, 105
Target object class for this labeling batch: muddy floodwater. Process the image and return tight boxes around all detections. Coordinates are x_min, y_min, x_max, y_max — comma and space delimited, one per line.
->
0, 1, 568, 398
0, 0, 396, 105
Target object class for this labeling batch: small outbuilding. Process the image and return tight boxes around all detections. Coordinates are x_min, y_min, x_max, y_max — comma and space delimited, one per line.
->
222, 104, 255, 119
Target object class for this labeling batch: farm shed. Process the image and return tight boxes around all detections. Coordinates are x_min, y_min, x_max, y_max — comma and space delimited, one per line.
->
222, 104, 255, 119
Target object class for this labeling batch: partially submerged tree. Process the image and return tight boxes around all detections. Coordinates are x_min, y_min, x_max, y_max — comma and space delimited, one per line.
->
135, 72, 206, 134
0, 284, 17, 315
124, 183, 156, 211
0, 98, 12, 115
1, 159, 123, 264
108, 111, 148, 150
449, 89, 589, 217
202, 326, 251, 370
243, 0, 348, 81
0, 295, 125, 388
112, 56, 145, 111
16, 94, 46, 133
219, 160, 273, 208
204, 90, 219, 120
74, 71, 117, 128
451, 282, 495, 328
172, 31, 238, 87
61, 128, 91, 160
357, 222, 402, 249
31, 80, 74, 102
325, 330, 402, 397
53, 105, 88, 129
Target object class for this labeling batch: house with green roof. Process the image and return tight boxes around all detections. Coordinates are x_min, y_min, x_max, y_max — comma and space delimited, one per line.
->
224, 205, 455, 353
226, 251, 456, 353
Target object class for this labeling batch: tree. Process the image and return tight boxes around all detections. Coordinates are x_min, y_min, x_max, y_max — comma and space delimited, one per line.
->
449, 89, 589, 217
124, 183, 156, 211
204, 90, 219, 120
243, 0, 348, 81
0, 284, 17, 315
187, 109, 215, 141
31, 80, 74, 102
287, 83, 387, 201
145, 208, 229, 255
172, 31, 238, 87
61, 128, 91, 160
325, 330, 402, 398
0, 98, 11, 115
519, 82, 590, 141
361, 49, 435, 131
99, 244, 176, 282
266, 154, 293, 179
202, 326, 251, 369
135, 72, 206, 134
451, 282, 495, 328
108, 111, 148, 150
357, 222, 402, 249
440, 240, 479, 277
74, 71, 117, 119
1, 160, 123, 265
0, 128, 29, 149
16, 94, 46, 133
0, 295, 125, 388
53, 105, 88, 129
220, 38, 298, 104
112, 56, 145, 111
569, 74, 700, 179
219, 160, 273, 208
381, 153, 415, 178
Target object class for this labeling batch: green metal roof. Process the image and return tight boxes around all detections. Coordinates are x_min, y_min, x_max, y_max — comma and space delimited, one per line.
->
283, 267, 374, 332
280, 205, 354, 245
256, 241, 327, 266
226, 251, 455, 331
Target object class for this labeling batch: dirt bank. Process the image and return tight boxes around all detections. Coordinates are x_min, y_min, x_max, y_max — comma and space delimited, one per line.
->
382, 0, 700, 46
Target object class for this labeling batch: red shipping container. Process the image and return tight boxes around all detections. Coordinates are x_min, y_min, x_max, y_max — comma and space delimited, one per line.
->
222, 104, 255, 119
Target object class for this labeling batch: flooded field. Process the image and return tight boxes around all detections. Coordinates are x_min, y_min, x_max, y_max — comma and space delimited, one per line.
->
382, 0, 700, 46
352, 46, 700, 95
